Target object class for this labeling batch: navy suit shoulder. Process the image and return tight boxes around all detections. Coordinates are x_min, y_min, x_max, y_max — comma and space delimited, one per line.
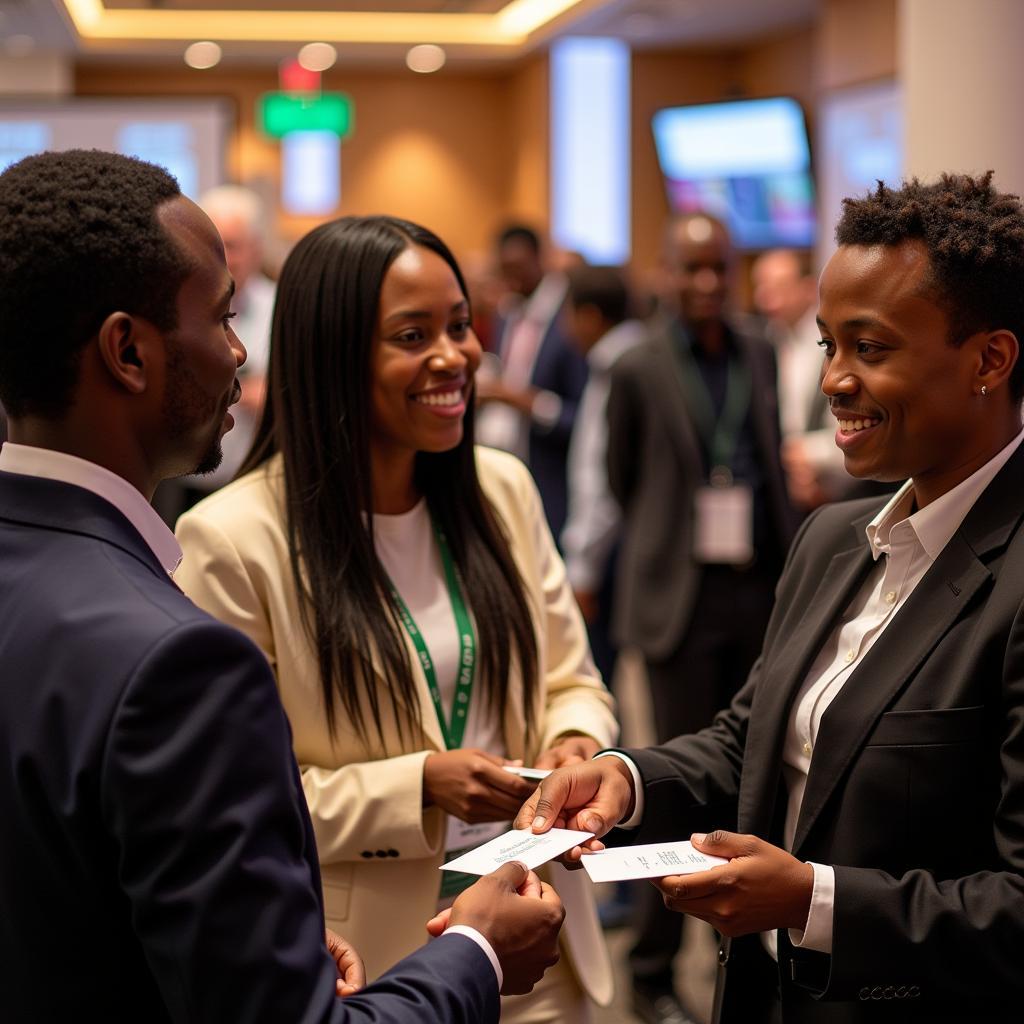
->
0, 472, 498, 1024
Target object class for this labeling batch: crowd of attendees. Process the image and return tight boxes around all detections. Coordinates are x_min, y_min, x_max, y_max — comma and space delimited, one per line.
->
3, 150, 1024, 1024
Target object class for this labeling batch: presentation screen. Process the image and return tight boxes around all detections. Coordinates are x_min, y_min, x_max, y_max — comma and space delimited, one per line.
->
0, 98, 231, 199
652, 97, 815, 250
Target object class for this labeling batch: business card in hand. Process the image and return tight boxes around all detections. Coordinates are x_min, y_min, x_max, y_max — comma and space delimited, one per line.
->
502, 765, 552, 781
580, 841, 728, 884
440, 827, 594, 876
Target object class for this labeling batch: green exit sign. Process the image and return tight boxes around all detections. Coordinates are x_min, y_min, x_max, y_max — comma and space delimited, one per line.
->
258, 92, 353, 139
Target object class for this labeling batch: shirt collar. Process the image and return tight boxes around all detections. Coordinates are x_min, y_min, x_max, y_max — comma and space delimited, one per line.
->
0, 442, 182, 575
865, 425, 1024, 562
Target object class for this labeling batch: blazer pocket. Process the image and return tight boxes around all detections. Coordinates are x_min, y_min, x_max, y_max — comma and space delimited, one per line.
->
320, 862, 354, 923
865, 705, 986, 747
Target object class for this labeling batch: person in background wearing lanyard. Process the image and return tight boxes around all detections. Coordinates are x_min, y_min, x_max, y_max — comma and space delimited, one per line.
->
175, 215, 619, 1024
605, 212, 796, 1024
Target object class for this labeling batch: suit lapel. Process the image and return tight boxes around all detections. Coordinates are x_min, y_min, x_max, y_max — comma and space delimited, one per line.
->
790, 532, 991, 854
645, 327, 704, 477
790, 444, 1024, 854
739, 520, 875, 836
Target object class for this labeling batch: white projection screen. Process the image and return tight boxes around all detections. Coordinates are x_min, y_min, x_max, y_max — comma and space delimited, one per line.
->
0, 98, 232, 198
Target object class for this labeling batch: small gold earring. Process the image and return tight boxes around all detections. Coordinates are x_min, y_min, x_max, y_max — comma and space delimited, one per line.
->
981, 385, 989, 397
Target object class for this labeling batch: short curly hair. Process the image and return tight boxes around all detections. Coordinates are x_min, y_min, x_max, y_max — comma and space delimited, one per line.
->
836, 171, 1024, 402
0, 149, 191, 418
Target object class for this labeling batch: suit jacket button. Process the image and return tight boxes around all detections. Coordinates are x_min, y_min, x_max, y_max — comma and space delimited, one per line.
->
718, 946, 729, 966
360, 850, 373, 858
858, 988, 870, 1001
908, 985, 920, 998
871, 986, 883, 1000
387, 848, 399, 857
883, 986, 894, 1000
896, 986, 907, 999
375, 849, 388, 858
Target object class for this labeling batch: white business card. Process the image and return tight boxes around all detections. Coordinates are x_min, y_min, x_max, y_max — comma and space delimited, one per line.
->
502, 765, 552, 781
580, 841, 728, 883
440, 826, 594, 876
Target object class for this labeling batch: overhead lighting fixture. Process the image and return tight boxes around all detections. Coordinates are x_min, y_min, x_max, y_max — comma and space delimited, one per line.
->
184, 40, 221, 69
298, 41, 336, 72
60, 0, 588, 45
406, 44, 445, 74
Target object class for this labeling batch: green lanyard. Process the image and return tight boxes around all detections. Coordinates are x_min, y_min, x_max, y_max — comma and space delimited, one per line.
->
388, 520, 476, 750
672, 322, 752, 484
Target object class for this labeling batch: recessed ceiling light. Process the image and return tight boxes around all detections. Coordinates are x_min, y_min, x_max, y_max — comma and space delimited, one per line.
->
406, 44, 446, 74
184, 41, 222, 70
5, 35, 36, 57
298, 42, 337, 73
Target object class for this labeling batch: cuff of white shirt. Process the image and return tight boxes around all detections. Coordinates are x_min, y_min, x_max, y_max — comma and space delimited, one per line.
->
787, 862, 834, 954
441, 925, 503, 991
594, 751, 645, 829
530, 389, 563, 431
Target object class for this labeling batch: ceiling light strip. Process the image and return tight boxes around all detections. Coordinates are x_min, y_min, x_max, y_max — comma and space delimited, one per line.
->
61, 0, 588, 46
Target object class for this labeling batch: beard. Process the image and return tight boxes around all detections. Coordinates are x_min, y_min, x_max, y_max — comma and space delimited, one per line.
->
161, 341, 229, 477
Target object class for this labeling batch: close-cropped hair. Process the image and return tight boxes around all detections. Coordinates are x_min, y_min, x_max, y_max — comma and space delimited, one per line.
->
497, 223, 541, 254
0, 149, 188, 418
836, 171, 1024, 401
566, 264, 632, 325
243, 215, 539, 746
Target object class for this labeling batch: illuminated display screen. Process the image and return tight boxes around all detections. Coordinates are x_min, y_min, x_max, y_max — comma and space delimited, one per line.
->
652, 97, 815, 250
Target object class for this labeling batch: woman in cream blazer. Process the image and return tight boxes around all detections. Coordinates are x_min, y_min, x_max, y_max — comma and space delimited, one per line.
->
175, 216, 616, 1023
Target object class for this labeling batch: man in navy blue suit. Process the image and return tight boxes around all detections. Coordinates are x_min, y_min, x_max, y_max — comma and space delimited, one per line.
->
475, 225, 588, 542
0, 149, 563, 1023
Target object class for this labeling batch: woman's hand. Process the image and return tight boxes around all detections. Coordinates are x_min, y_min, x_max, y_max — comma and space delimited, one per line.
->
325, 928, 365, 997
533, 734, 602, 771
423, 748, 536, 822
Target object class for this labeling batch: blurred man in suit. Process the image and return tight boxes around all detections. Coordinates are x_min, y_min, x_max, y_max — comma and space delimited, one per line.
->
0, 148, 563, 1023
607, 213, 796, 1024
475, 225, 588, 541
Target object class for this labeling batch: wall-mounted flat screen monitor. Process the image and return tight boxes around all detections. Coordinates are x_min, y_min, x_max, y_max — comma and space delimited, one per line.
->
652, 97, 815, 250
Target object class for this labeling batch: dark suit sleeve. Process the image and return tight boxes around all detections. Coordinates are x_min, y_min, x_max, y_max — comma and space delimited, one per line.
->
101, 619, 498, 1024
608, 507, 825, 844
613, 669, 756, 845
535, 327, 587, 443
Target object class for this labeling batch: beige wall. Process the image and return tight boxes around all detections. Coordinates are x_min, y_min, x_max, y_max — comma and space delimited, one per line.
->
76, 0, 899, 278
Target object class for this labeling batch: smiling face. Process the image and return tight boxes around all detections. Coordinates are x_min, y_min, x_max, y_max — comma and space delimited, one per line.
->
156, 196, 245, 477
665, 216, 733, 326
369, 244, 481, 463
817, 240, 996, 499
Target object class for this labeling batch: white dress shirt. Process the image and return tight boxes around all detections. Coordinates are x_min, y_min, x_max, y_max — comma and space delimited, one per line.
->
606, 424, 1024, 958
0, 442, 182, 574
475, 272, 568, 458
0, 442, 505, 986
773, 307, 847, 484
561, 319, 647, 591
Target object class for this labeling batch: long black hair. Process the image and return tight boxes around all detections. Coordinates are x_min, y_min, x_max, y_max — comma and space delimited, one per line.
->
242, 215, 538, 746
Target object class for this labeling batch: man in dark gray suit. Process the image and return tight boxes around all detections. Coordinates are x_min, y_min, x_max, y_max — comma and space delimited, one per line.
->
0, 149, 563, 1023
607, 213, 796, 1023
